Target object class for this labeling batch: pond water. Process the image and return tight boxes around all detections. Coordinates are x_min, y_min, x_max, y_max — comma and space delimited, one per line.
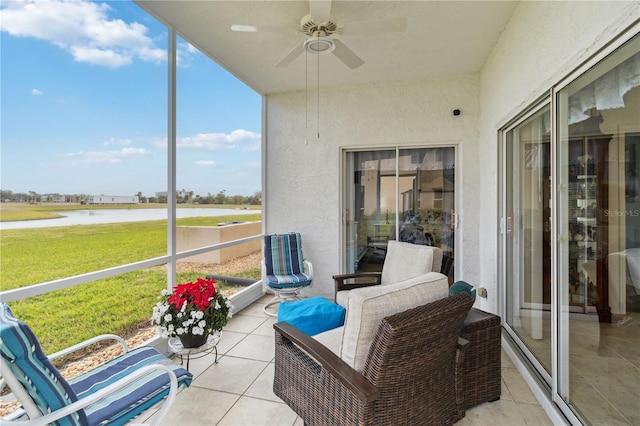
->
0, 208, 261, 230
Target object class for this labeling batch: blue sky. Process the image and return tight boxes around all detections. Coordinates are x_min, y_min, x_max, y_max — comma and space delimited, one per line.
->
1, 0, 262, 198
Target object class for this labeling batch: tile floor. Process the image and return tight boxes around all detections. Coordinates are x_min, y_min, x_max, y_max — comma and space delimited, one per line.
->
139, 295, 552, 425
515, 310, 640, 425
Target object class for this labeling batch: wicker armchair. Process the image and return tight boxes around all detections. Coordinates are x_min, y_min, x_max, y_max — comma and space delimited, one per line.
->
273, 292, 474, 426
334, 240, 443, 302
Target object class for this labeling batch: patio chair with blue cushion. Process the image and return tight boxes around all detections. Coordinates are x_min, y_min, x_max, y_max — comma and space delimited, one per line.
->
0, 302, 192, 425
263, 232, 313, 316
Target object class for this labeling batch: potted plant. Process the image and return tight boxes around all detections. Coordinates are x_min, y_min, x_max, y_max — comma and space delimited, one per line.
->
151, 277, 233, 348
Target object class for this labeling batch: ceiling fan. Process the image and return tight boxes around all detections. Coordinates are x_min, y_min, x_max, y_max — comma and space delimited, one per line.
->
230, 0, 407, 69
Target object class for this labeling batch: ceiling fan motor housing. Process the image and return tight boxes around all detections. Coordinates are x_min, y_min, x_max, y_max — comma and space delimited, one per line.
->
300, 14, 338, 36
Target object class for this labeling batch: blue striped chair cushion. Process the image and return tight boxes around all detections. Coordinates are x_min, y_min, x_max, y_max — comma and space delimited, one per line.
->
0, 302, 193, 426
69, 346, 192, 426
0, 303, 86, 426
264, 233, 312, 289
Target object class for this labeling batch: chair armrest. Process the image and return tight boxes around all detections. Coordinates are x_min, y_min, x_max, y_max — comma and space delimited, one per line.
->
333, 272, 382, 290
48, 334, 129, 361
304, 259, 313, 279
6, 363, 178, 426
274, 321, 379, 403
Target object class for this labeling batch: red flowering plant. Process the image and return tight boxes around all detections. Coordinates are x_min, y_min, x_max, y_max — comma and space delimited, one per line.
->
151, 278, 233, 339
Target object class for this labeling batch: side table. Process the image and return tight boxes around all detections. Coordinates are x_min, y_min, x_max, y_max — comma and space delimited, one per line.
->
460, 308, 502, 410
168, 333, 221, 370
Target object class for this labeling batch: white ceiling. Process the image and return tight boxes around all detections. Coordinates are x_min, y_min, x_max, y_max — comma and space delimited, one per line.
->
136, 1, 519, 95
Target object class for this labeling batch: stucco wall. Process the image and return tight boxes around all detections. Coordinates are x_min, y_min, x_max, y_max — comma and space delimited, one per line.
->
264, 1, 637, 306
477, 1, 638, 313
265, 75, 481, 300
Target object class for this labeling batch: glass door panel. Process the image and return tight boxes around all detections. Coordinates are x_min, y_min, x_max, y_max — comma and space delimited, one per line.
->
344, 150, 397, 273
503, 105, 553, 374
556, 37, 640, 423
343, 147, 456, 282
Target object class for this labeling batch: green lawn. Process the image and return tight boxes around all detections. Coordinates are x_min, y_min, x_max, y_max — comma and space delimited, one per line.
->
0, 213, 262, 353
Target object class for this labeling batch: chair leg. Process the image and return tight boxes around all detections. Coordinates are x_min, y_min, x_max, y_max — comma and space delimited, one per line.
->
263, 290, 305, 317
263, 296, 281, 317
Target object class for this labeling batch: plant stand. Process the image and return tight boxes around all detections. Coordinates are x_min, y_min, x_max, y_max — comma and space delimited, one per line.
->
168, 332, 221, 370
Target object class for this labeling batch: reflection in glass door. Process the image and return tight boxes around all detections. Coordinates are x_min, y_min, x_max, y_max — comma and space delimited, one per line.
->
342, 147, 456, 282
502, 105, 553, 375
556, 38, 639, 423
502, 35, 639, 425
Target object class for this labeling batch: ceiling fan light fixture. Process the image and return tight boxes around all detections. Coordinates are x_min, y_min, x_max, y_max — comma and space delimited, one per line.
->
304, 37, 335, 54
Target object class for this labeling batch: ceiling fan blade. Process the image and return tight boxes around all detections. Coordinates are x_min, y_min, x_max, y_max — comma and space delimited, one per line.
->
340, 17, 407, 36
231, 24, 294, 34
276, 43, 304, 68
332, 39, 364, 69
309, 0, 332, 23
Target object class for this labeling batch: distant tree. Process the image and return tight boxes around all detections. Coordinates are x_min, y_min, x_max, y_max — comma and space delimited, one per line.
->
247, 190, 262, 205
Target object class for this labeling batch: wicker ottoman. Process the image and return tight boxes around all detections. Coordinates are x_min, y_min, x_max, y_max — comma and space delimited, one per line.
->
460, 308, 502, 410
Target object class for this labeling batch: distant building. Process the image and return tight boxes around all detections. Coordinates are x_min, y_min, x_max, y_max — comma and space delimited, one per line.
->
89, 195, 139, 204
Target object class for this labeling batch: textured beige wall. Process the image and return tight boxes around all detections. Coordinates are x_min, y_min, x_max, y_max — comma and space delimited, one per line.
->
477, 0, 637, 313
263, 1, 637, 305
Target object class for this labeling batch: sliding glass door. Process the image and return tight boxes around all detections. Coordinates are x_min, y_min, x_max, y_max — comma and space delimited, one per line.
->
342, 147, 456, 282
502, 105, 553, 375
501, 34, 639, 424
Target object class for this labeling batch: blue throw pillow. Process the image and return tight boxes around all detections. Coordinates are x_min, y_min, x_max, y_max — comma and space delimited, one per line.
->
278, 297, 346, 336
449, 280, 477, 300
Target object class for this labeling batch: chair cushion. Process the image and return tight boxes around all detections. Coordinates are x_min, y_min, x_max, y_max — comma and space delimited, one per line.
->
266, 272, 312, 289
278, 297, 345, 336
312, 326, 343, 356
381, 241, 435, 284
264, 233, 305, 276
0, 303, 86, 426
70, 346, 192, 426
264, 233, 312, 290
335, 289, 349, 308
340, 272, 449, 371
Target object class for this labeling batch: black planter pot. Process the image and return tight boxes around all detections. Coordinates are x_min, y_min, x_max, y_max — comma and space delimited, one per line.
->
178, 333, 208, 348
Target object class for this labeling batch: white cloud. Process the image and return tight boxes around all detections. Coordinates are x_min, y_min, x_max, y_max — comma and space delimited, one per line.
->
103, 137, 132, 146
0, 0, 165, 68
31, 88, 43, 95
152, 129, 261, 151
60, 147, 151, 164
195, 160, 216, 167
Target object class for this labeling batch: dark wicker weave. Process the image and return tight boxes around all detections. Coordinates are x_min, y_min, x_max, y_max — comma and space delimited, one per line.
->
460, 308, 502, 409
273, 293, 474, 426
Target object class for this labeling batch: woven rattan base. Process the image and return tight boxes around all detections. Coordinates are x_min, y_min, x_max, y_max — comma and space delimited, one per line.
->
460, 308, 502, 410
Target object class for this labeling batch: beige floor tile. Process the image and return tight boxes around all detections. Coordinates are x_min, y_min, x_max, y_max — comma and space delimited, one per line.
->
569, 379, 631, 426
501, 367, 538, 405
238, 301, 271, 318
516, 402, 554, 426
244, 362, 281, 402
252, 316, 278, 336
155, 387, 240, 425
217, 396, 298, 426
457, 399, 527, 425
216, 330, 250, 355
194, 355, 269, 394
227, 333, 275, 362
500, 377, 514, 401
501, 350, 515, 369
225, 314, 271, 334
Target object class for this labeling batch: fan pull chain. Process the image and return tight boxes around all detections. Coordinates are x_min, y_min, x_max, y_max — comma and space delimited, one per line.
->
316, 32, 320, 139
305, 49, 308, 131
